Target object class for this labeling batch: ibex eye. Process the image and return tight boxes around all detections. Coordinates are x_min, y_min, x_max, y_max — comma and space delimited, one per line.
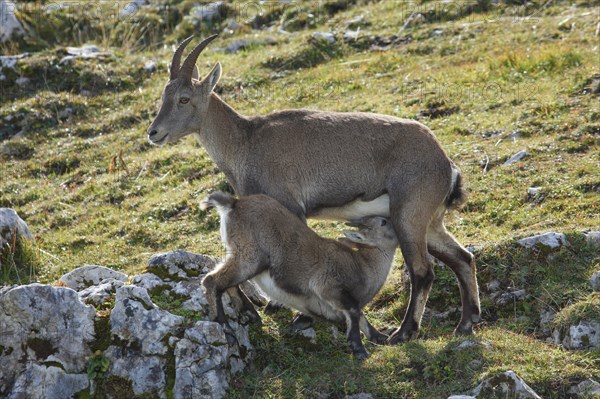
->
179, 97, 190, 104
381, 219, 387, 226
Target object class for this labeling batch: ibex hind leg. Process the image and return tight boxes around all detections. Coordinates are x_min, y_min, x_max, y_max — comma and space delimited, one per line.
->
231, 286, 262, 324
202, 256, 265, 325
427, 209, 480, 335
359, 315, 388, 344
387, 198, 436, 345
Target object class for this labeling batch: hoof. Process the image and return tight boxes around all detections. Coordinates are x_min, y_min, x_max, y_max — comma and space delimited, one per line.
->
387, 328, 418, 345
369, 334, 389, 345
291, 313, 314, 332
455, 321, 474, 336
263, 301, 282, 315
353, 349, 371, 361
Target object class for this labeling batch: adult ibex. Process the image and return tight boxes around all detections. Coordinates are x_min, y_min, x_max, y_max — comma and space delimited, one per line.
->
147, 35, 480, 344
201, 192, 399, 359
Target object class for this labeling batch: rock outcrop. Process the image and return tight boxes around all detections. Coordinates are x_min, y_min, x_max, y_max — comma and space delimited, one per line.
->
0, 250, 254, 399
0, 0, 25, 43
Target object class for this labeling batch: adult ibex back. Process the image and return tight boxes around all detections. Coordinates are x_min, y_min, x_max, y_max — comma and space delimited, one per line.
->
147, 35, 481, 344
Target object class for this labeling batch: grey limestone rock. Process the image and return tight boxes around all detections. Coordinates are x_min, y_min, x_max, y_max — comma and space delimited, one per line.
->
0, 208, 33, 248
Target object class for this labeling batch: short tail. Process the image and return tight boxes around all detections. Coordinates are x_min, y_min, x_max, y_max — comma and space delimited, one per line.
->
200, 191, 236, 211
445, 167, 468, 210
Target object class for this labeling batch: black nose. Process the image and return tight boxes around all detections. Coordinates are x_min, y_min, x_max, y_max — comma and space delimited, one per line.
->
149, 130, 158, 138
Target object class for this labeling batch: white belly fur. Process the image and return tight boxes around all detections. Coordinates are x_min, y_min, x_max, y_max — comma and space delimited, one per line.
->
311, 194, 390, 221
252, 272, 343, 321
252, 272, 311, 315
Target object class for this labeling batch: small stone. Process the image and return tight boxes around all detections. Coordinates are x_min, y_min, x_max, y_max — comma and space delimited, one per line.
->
590, 270, 600, 292
539, 309, 556, 335
486, 279, 501, 292
471, 370, 541, 398
467, 359, 483, 370
0, 53, 29, 69
503, 149, 527, 165
0, 0, 26, 42
345, 393, 373, 399
465, 245, 480, 254
119, 0, 148, 18
495, 289, 527, 306
216, 39, 270, 54
147, 249, 217, 280
312, 32, 336, 44
60, 45, 112, 64
0, 208, 33, 248
527, 187, 542, 196
517, 232, 568, 249
223, 19, 241, 34
295, 327, 317, 344
558, 16, 574, 31
59, 265, 128, 291
346, 15, 368, 29
343, 30, 360, 42
401, 13, 425, 30
584, 231, 600, 247
448, 396, 476, 399
432, 29, 444, 36
568, 379, 600, 398
15, 76, 30, 87
186, 1, 224, 25
143, 60, 157, 73
58, 107, 73, 120
455, 340, 491, 350
432, 307, 460, 320
330, 325, 339, 339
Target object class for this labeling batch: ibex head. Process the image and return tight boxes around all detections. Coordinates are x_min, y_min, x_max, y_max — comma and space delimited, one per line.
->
148, 35, 221, 146
343, 217, 398, 249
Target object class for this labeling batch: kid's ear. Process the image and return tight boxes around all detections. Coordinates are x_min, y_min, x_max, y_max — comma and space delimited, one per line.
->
343, 230, 365, 242
192, 64, 200, 81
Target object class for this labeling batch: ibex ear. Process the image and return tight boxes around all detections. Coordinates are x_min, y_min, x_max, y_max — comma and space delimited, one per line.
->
343, 231, 377, 248
206, 62, 221, 92
343, 231, 366, 243
192, 64, 200, 81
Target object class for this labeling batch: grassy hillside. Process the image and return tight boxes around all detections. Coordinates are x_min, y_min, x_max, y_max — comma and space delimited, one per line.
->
1, 0, 598, 397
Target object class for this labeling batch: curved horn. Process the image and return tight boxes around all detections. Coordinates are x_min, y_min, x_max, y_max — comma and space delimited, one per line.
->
170, 36, 195, 81
179, 34, 219, 82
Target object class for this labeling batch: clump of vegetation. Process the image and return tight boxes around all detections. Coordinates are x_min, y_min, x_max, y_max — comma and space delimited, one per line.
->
0, 237, 37, 285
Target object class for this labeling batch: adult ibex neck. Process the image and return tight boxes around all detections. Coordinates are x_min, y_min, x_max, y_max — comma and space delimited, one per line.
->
193, 93, 250, 180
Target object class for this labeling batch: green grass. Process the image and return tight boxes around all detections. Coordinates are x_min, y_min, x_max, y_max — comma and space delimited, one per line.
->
1, 0, 599, 396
